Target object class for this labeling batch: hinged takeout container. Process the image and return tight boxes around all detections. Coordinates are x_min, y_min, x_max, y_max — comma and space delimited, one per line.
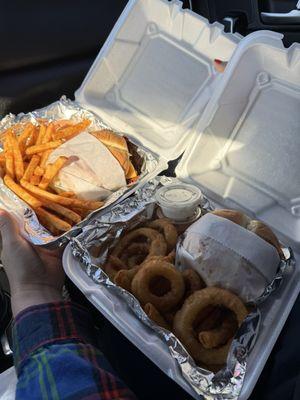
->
63, 2, 300, 399
0, 0, 241, 245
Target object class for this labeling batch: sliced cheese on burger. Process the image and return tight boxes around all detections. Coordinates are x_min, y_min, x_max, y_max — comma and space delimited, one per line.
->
47, 132, 126, 201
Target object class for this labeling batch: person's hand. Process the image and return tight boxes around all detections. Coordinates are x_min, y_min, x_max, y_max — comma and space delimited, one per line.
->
0, 210, 64, 316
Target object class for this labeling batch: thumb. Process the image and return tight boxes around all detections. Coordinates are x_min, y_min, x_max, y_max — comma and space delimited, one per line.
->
0, 209, 20, 246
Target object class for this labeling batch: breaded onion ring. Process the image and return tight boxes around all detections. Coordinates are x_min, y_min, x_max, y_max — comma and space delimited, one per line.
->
104, 256, 128, 280
199, 312, 237, 349
114, 266, 141, 291
173, 287, 248, 365
120, 243, 150, 267
112, 227, 167, 259
146, 219, 178, 252
144, 303, 170, 330
182, 269, 206, 297
131, 260, 185, 312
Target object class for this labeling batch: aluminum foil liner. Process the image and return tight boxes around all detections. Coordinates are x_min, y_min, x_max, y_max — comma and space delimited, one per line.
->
0, 96, 160, 247
70, 177, 294, 400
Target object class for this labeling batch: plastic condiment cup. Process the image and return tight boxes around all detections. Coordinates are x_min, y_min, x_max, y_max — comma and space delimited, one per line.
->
155, 184, 202, 222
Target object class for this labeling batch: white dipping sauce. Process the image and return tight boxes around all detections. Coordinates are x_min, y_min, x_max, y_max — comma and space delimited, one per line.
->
155, 184, 202, 221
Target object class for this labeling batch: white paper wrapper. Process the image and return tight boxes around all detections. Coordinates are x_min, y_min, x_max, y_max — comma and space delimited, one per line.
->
177, 213, 281, 302
49, 132, 126, 200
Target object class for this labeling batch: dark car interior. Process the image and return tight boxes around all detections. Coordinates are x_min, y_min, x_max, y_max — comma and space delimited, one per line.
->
0, 1, 299, 399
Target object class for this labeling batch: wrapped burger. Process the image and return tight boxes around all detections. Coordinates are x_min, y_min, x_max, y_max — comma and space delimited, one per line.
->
177, 209, 282, 302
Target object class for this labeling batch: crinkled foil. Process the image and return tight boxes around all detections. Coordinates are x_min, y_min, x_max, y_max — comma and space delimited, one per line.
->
0, 96, 161, 246
70, 177, 294, 400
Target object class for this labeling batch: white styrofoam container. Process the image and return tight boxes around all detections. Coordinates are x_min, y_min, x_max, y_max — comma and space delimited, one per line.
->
63, 248, 299, 400
75, 0, 240, 161
176, 30, 300, 251
63, 2, 300, 400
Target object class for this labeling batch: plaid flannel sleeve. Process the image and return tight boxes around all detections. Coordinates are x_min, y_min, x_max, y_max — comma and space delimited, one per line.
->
12, 301, 137, 400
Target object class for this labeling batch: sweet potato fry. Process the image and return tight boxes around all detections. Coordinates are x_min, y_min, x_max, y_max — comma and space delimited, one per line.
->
36, 124, 47, 145
23, 155, 40, 181
8, 131, 24, 181
34, 166, 45, 177
25, 140, 62, 156
43, 202, 81, 224
53, 120, 91, 141
20, 180, 103, 210
40, 149, 52, 168
36, 207, 72, 232
4, 175, 42, 209
0, 165, 5, 178
39, 156, 68, 190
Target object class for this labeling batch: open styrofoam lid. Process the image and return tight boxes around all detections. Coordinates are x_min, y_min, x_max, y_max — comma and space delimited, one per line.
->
176, 31, 300, 248
75, 0, 240, 160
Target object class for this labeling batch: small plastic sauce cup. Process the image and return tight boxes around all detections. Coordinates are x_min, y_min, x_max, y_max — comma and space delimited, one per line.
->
155, 184, 202, 222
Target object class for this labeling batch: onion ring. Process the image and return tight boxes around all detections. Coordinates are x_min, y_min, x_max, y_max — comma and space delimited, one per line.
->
120, 243, 150, 267
131, 260, 185, 312
182, 269, 206, 297
199, 311, 237, 349
112, 227, 167, 259
144, 303, 170, 330
146, 219, 178, 251
173, 287, 248, 365
104, 256, 128, 280
114, 266, 141, 291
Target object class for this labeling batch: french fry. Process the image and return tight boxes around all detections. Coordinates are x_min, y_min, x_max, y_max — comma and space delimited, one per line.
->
0, 165, 5, 178
40, 149, 52, 168
36, 212, 60, 236
17, 124, 35, 154
9, 131, 24, 181
43, 202, 81, 224
5, 152, 14, 179
30, 174, 41, 185
25, 126, 38, 149
52, 119, 73, 132
71, 207, 90, 218
60, 191, 75, 198
23, 155, 40, 181
4, 175, 42, 209
25, 140, 62, 156
36, 207, 72, 232
36, 124, 47, 145
42, 123, 55, 144
53, 120, 91, 141
0, 153, 6, 166
34, 166, 45, 177
20, 180, 103, 210
3, 131, 15, 179
39, 156, 68, 190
